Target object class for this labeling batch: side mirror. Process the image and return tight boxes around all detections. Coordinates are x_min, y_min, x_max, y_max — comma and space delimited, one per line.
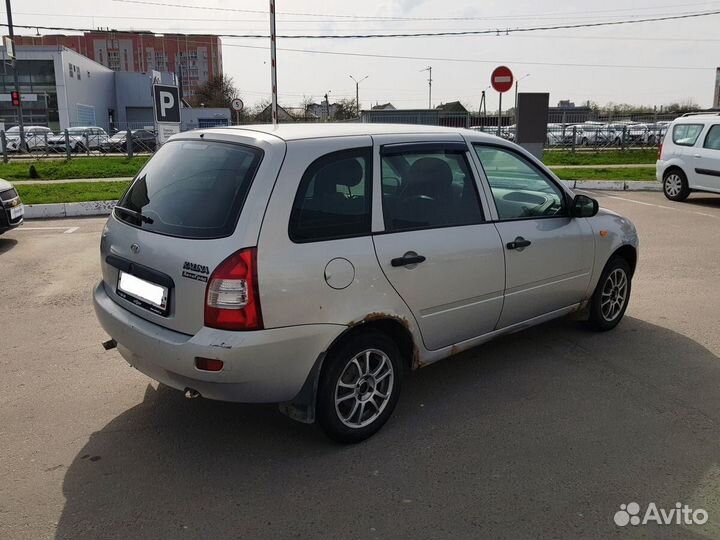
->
570, 194, 599, 218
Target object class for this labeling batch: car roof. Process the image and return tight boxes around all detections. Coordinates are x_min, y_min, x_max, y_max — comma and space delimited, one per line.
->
7, 125, 50, 131
673, 113, 720, 124
193, 123, 503, 143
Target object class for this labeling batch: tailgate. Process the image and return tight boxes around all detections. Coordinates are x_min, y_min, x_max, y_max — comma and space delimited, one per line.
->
99, 132, 286, 335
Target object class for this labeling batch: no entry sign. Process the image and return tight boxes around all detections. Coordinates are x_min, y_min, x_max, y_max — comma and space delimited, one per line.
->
491, 66, 514, 93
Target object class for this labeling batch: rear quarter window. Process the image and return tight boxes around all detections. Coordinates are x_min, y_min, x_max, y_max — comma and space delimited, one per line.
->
672, 124, 704, 146
116, 140, 263, 239
289, 148, 372, 243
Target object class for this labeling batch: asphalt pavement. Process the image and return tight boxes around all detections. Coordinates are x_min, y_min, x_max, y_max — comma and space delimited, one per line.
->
1, 191, 719, 540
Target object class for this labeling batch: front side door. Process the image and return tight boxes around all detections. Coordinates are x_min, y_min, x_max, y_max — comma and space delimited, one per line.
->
471, 144, 595, 329
371, 140, 505, 351
692, 124, 720, 192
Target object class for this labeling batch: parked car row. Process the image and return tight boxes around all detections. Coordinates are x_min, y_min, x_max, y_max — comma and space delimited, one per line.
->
1, 126, 157, 153
470, 121, 670, 147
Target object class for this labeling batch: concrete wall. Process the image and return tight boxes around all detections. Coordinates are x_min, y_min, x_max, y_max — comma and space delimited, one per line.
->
113, 71, 174, 125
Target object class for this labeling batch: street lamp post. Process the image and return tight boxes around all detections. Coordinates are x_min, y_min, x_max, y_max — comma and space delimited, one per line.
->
514, 73, 530, 121
349, 75, 369, 117
420, 66, 432, 109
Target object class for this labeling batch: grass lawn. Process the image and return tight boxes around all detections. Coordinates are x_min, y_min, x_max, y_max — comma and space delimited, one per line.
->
551, 167, 656, 182
0, 157, 147, 181
544, 149, 657, 166
16, 181, 131, 205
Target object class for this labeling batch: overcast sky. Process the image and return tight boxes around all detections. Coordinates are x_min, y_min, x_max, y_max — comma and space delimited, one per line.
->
7, 0, 720, 110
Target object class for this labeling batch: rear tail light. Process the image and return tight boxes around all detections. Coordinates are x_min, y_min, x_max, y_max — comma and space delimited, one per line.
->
658, 143, 663, 160
204, 248, 263, 331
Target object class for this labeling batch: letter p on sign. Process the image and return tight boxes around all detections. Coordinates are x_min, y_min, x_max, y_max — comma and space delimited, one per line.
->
160, 91, 174, 118
153, 84, 180, 124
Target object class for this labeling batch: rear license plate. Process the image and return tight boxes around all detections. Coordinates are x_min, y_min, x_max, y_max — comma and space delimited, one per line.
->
116, 271, 169, 315
9, 204, 23, 220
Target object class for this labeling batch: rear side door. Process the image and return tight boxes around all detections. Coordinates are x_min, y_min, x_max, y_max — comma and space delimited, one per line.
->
470, 143, 594, 329
691, 124, 720, 192
371, 138, 505, 351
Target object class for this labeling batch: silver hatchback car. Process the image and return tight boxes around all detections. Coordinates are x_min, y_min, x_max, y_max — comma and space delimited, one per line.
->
94, 124, 639, 442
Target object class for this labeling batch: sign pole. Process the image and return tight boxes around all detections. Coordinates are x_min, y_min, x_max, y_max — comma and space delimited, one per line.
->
490, 65, 514, 138
497, 92, 502, 137
269, 0, 278, 126
5, 0, 24, 147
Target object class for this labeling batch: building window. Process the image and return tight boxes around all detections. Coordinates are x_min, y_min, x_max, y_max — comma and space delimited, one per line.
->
69, 63, 74, 78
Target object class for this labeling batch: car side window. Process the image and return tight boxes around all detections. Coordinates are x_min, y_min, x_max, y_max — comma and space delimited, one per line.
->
703, 125, 720, 151
289, 147, 372, 243
380, 148, 484, 232
473, 145, 566, 220
672, 124, 704, 146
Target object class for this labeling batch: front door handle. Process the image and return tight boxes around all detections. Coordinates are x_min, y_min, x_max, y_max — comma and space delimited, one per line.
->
506, 237, 532, 250
391, 254, 426, 267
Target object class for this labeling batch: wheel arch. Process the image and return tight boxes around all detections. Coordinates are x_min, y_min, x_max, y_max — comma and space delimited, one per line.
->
609, 244, 637, 277
278, 315, 418, 425
663, 164, 686, 179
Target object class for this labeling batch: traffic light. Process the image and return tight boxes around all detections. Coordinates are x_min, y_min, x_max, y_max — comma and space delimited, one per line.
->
10, 91, 20, 107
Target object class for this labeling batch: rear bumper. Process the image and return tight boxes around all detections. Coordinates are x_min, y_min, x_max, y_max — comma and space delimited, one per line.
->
656, 160, 666, 182
93, 281, 344, 403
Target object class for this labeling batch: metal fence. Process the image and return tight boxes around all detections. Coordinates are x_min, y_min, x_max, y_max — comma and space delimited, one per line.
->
0, 110, 688, 161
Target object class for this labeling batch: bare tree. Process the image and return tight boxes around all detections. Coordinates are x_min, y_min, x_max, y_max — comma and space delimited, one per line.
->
188, 75, 240, 109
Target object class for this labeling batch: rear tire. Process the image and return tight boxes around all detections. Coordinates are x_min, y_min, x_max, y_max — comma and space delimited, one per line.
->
317, 331, 402, 443
663, 169, 690, 201
588, 257, 632, 331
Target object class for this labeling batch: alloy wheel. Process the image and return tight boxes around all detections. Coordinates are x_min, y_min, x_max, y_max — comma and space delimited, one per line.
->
334, 349, 394, 429
600, 268, 628, 322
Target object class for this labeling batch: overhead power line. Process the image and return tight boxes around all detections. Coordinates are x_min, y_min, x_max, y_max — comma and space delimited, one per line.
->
109, 0, 720, 21
217, 41, 713, 71
4, 9, 720, 39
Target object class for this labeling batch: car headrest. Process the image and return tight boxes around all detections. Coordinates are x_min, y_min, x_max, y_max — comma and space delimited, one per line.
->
315, 158, 364, 195
404, 157, 453, 199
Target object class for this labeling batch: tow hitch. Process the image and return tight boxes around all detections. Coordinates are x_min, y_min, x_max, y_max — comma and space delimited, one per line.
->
102, 339, 117, 351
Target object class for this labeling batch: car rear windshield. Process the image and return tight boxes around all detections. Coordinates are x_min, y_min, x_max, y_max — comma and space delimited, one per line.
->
115, 140, 263, 239
672, 124, 703, 146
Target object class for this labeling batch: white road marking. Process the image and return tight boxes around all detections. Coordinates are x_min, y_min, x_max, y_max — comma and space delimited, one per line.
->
16, 226, 80, 233
576, 190, 718, 219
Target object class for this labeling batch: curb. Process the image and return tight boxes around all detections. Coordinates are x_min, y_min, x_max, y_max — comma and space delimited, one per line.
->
22, 181, 662, 220
563, 180, 661, 192
24, 200, 116, 219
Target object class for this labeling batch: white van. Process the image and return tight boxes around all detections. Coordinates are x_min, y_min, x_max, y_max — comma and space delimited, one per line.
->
657, 113, 720, 201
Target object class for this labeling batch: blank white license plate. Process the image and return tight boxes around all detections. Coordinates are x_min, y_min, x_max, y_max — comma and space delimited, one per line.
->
117, 271, 168, 313
10, 205, 23, 220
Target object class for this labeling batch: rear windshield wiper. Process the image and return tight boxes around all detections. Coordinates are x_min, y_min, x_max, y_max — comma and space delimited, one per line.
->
114, 205, 154, 224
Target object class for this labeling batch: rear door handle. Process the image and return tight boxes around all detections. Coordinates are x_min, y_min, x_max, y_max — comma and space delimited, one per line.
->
391, 254, 426, 267
506, 237, 532, 250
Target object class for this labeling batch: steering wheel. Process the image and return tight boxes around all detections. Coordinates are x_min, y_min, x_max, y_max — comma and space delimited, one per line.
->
532, 197, 556, 217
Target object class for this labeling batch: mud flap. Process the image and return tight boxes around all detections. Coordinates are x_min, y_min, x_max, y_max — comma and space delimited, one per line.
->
278, 352, 326, 424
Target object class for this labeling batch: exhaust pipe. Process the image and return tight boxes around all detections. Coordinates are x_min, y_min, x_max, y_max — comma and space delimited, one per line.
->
184, 388, 201, 399
102, 339, 117, 351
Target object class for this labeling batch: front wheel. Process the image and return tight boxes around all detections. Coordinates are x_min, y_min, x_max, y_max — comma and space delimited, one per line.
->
663, 169, 690, 201
317, 331, 402, 443
588, 257, 632, 331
